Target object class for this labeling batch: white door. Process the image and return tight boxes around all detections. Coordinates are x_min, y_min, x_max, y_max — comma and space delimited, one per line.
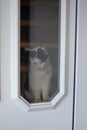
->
74, 0, 87, 130
0, 0, 76, 130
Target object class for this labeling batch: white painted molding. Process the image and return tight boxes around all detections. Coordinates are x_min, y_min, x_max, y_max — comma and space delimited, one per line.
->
10, 0, 20, 99
10, 0, 67, 111
0, 1, 1, 99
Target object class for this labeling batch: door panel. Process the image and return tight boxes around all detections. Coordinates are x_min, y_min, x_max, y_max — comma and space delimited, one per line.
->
0, 0, 76, 130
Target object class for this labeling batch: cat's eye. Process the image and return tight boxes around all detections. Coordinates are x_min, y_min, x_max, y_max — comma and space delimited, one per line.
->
29, 51, 36, 58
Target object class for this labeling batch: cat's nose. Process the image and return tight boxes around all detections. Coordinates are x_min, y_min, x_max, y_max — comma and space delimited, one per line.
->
33, 62, 37, 64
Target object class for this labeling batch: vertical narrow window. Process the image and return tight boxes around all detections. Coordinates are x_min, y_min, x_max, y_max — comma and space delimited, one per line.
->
20, 0, 60, 103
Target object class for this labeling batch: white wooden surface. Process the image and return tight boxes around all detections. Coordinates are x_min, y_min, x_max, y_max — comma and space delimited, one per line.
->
0, 0, 76, 130
74, 0, 87, 130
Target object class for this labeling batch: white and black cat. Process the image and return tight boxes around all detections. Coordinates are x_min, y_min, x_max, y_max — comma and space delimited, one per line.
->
25, 47, 52, 103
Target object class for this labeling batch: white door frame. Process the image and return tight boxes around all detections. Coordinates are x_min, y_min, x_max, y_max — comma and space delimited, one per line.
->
10, 0, 69, 111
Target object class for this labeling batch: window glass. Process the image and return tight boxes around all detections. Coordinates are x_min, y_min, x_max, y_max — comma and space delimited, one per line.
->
20, 0, 60, 103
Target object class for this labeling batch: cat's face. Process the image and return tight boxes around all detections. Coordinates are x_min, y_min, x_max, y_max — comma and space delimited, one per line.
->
25, 47, 49, 68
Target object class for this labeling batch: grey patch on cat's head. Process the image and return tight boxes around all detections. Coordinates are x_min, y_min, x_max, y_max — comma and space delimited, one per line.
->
25, 47, 49, 63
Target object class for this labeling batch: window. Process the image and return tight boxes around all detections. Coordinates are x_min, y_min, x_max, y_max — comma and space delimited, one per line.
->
20, 0, 60, 103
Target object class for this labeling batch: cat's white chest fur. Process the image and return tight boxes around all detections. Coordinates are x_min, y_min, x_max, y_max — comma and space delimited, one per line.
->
29, 61, 52, 102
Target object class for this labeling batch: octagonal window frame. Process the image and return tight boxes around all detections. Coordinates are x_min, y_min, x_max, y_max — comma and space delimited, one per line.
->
11, 0, 67, 111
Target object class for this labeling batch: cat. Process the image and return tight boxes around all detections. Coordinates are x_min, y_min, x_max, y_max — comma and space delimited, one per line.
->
25, 47, 52, 103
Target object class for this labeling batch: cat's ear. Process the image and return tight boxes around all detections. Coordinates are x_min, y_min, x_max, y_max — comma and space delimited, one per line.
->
42, 46, 46, 50
25, 47, 32, 52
